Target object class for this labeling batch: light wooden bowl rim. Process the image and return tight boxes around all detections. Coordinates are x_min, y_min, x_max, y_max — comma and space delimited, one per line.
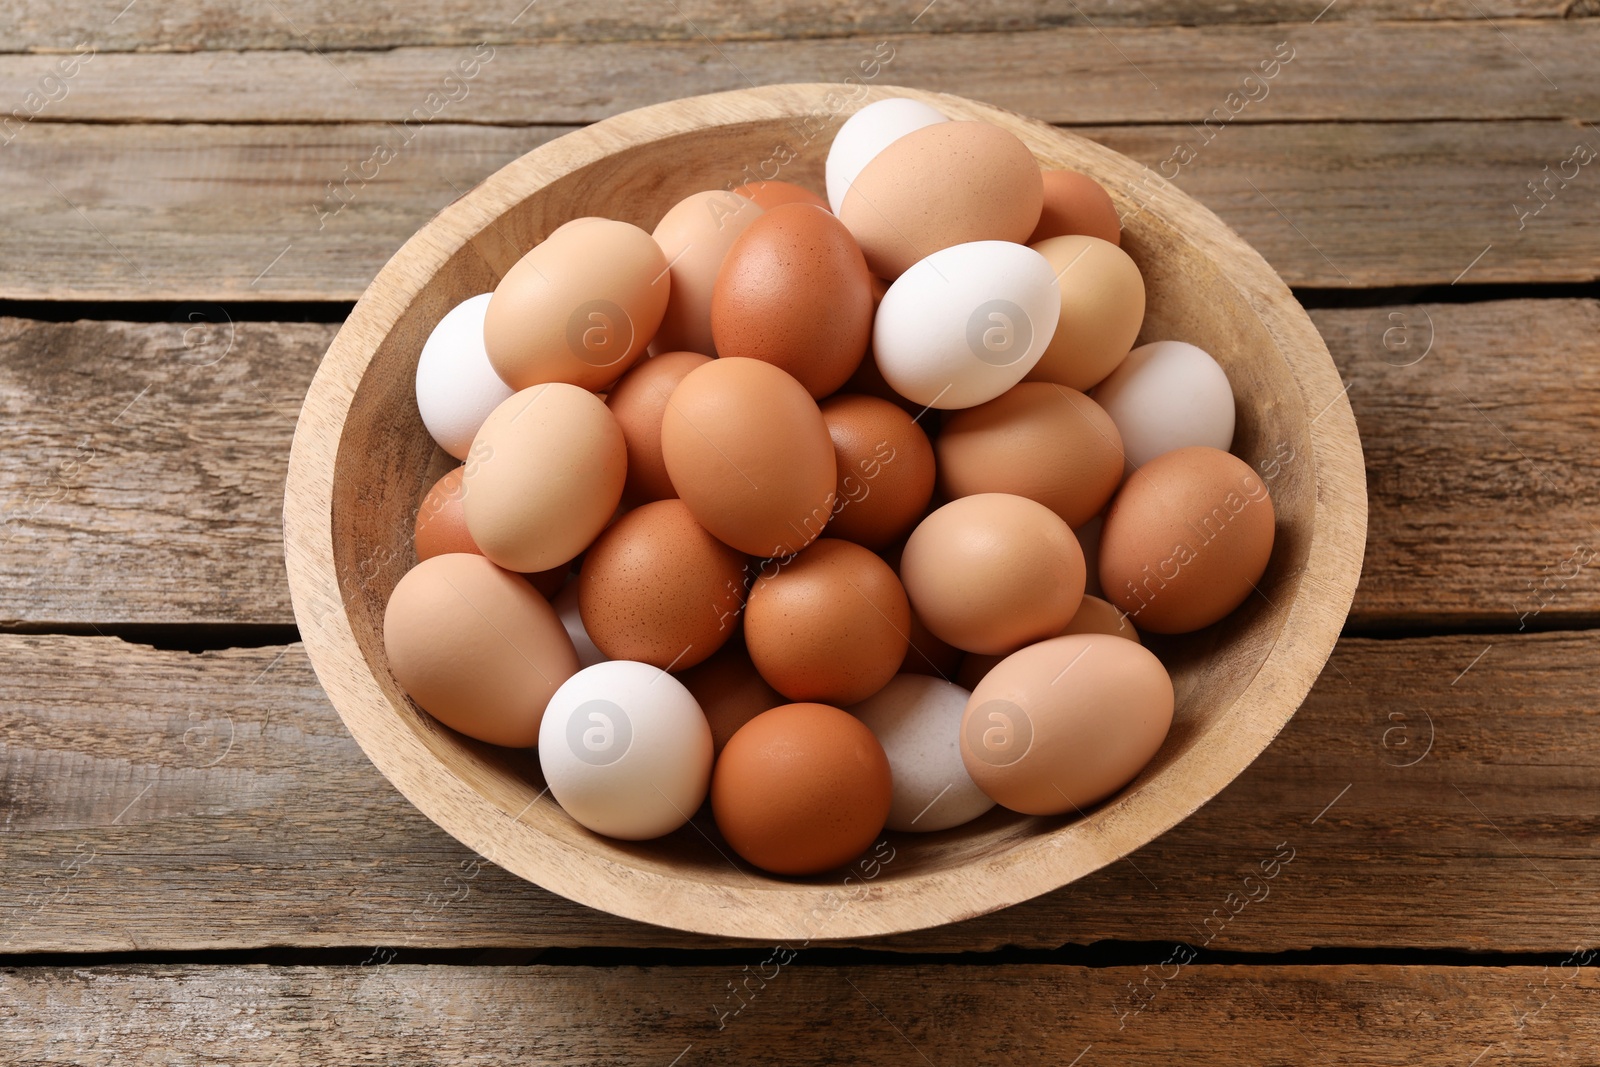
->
284, 83, 1367, 940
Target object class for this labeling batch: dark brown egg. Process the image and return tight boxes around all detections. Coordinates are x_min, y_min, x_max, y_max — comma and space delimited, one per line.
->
711, 702, 893, 875
710, 203, 873, 398
820, 394, 936, 550
675, 641, 784, 757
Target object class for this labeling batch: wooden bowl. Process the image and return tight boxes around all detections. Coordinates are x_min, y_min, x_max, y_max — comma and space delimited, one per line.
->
283, 83, 1366, 940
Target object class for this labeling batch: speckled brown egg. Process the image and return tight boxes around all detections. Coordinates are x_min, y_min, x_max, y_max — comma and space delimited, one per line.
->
1099, 445, 1276, 634
936, 382, 1125, 528
414, 466, 478, 562
745, 539, 910, 705
710, 203, 873, 398
839, 121, 1044, 279
820, 393, 936, 550
1028, 169, 1122, 246
675, 640, 784, 756
660, 357, 837, 558
383, 552, 580, 747
605, 350, 712, 504
711, 702, 893, 875
901, 493, 1085, 656
576, 499, 748, 670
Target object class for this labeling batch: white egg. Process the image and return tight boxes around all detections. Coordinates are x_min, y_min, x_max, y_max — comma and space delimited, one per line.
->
849, 674, 995, 832
553, 581, 606, 669
1091, 340, 1236, 473
537, 661, 713, 841
825, 97, 947, 214
415, 293, 514, 460
873, 241, 1061, 409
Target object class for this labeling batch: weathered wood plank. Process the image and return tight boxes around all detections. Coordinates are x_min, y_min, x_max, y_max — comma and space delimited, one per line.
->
6, 302, 1594, 629
1, 121, 1593, 302
3, 23, 1595, 126
1, 964, 1595, 1064
1, 0, 1573, 52
2, 630, 1596, 953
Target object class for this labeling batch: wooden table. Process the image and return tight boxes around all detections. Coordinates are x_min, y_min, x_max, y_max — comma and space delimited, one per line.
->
4, 2, 1598, 1062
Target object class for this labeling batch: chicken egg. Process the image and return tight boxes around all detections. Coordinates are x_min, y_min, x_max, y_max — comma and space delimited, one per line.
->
849, 674, 995, 832
650, 190, 764, 356
825, 97, 947, 213
1025, 235, 1145, 392
1091, 340, 1236, 473
414, 292, 513, 460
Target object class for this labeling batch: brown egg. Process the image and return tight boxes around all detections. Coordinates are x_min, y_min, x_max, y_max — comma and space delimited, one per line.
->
464, 384, 628, 573
936, 382, 1125, 527
660, 357, 837, 557
820, 394, 936, 550
745, 539, 910, 705
1099, 445, 1276, 634
483, 218, 669, 391
676, 641, 784, 756
1028, 169, 1122, 246
383, 553, 580, 747
956, 594, 1139, 690
651, 190, 764, 355
734, 180, 830, 213
901, 494, 1085, 655
961, 634, 1173, 815
900, 609, 964, 679
606, 350, 713, 503
1025, 235, 1145, 392
710, 203, 873, 398
839, 121, 1044, 279
413, 466, 478, 561
711, 702, 893, 875
577, 499, 747, 670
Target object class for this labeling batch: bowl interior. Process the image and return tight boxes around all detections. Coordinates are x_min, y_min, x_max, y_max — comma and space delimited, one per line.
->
304, 85, 1352, 939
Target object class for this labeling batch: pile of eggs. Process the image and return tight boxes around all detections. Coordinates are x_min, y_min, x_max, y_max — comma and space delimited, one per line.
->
384, 98, 1277, 877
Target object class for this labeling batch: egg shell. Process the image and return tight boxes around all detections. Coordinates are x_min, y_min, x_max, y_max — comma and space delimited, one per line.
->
936, 383, 1125, 528
383, 553, 580, 748
961, 633, 1173, 816
711, 702, 893, 875
1025, 235, 1146, 392
553, 581, 607, 669
606, 350, 714, 504
710, 203, 873, 398
463, 383, 627, 572
873, 240, 1062, 410
676, 640, 784, 757
821, 394, 936, 550
414, 293, 513, 460
840, 121, 1044, 280
537, 661, 713, 841
577, 499, 748, 670
735, 180, 830, 213
483, 218, 669, 391
956, 594, 1139, 690
1099, 445, 1276, 634
746, 539, 911, 705
901, 493, 1085, 655
1028, 169, 1122, 246
1091, 340, 1236, 474
650, 190, 764, 356
849, 674, 994, 832
825, 97, 948, 214
413, 466, 479, 562
660, 357, 837, 557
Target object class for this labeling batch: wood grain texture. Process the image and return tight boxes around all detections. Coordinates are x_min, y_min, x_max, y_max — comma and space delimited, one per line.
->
1, 120, 1594, 301
3, 629, 1596, 953
3, 23, 1596, 125
1, 1, 1574, 52
4, 964, 1598, 1064
4, 301, 1592, 629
